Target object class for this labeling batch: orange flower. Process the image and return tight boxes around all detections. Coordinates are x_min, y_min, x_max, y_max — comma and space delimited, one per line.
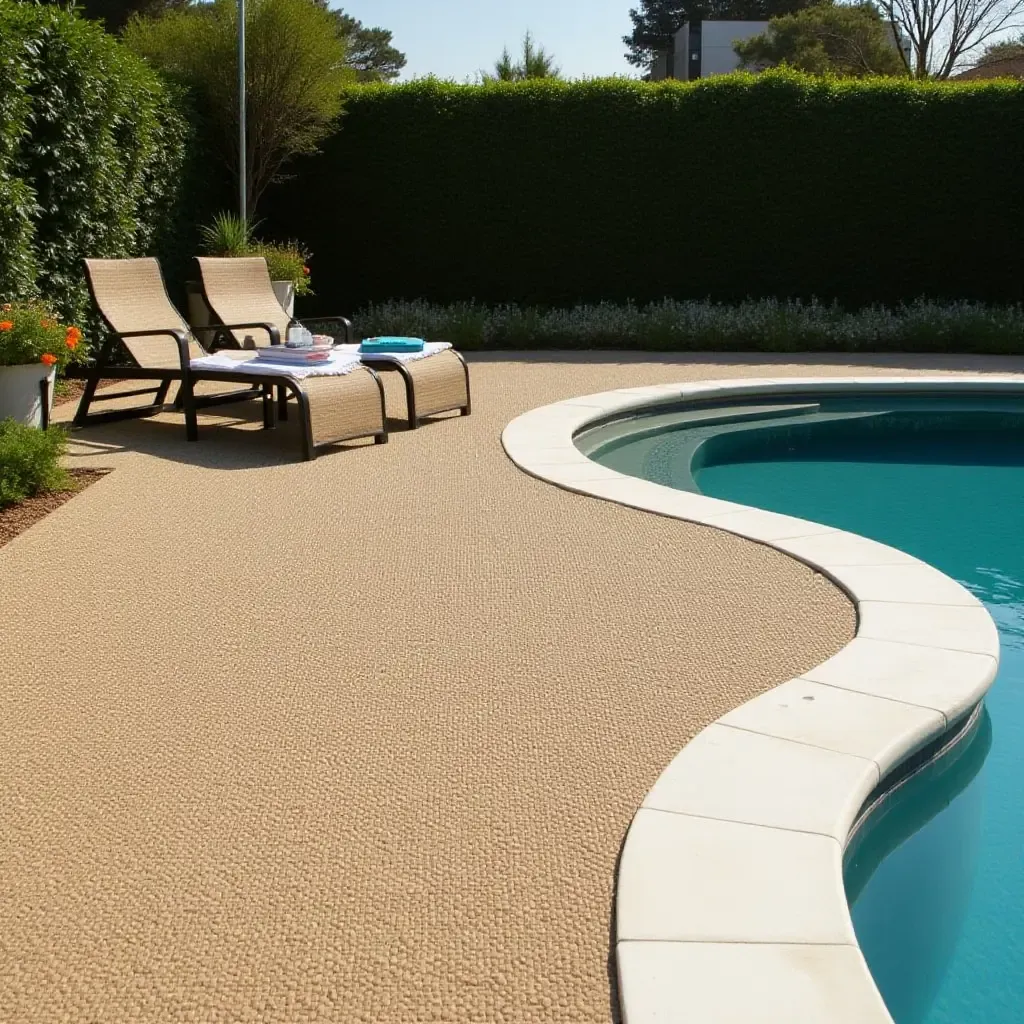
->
65, 325, 82, 346
0, 320, 12, 331
66, 336, 78, 350
302, 265, 310, 276
41, 319, 53, 329
40, 353, 57, 366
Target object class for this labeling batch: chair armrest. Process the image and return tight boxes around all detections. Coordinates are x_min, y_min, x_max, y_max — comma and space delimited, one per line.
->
115, 328, 191, 371
298, 316, 352, 345
194, 321, 283, 348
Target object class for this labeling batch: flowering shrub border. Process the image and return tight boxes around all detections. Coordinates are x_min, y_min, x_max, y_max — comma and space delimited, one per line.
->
349, 298, 1024, 354
0, 300, 87, 370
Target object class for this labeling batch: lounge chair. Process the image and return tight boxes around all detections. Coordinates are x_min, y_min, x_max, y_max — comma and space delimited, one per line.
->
193, 256, 471, 429
75, 257, 387, 460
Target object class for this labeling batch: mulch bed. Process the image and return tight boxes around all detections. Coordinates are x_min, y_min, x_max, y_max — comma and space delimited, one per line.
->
53, 378, 86, 407
0, 469, 110, 548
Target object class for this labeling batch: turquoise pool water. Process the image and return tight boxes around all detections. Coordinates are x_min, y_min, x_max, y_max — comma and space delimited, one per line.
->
590, 399, 1024, 1024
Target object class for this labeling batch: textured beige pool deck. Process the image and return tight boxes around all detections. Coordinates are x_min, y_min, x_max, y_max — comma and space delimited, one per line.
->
1, 351, 1019, 1023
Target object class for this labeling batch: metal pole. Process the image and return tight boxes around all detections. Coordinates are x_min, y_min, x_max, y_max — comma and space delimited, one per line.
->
238, 0, 246, 221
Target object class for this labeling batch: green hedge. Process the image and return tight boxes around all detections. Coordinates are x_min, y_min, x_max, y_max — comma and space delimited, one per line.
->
0, 13, 37, 301
0, 0, 190, 319
266, 73, 1024, 315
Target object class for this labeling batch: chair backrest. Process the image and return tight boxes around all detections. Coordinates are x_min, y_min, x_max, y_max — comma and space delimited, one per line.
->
195, 257, 291, 348
84, 258, 202, 369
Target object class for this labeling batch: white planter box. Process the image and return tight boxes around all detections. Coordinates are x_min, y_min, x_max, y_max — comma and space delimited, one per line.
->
0, 362, 56, 428
271, 281, 295, 317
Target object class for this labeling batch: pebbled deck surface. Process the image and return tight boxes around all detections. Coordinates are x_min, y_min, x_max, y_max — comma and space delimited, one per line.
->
2, 352, 1017, 1023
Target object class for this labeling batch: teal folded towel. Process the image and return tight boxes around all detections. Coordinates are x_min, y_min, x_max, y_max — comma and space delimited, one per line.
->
359, 336, 425, 353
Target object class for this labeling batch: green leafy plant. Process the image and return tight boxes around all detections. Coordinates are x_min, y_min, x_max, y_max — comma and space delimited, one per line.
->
0, 300, 88, 371
200, 212, 313, 295
0, 419, 71, 508
199, 212, 254, 256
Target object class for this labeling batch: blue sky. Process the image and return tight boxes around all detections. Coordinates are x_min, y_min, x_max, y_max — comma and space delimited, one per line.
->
335, 0, 642, 82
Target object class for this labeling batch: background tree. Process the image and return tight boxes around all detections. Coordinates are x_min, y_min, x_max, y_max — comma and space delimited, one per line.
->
735, 2, 909, 75
39, 0, 188, 34
973, 29, 1024, 63
623, 0, 817, 70
124, 0, 351, 217
874, 0, 1024, 75
482, 32, 561, 81
310, 3, 407, 81
334, 12, 406, 80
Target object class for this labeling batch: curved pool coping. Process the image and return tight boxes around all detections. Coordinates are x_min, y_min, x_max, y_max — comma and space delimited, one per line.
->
501, 375, 1020, 1024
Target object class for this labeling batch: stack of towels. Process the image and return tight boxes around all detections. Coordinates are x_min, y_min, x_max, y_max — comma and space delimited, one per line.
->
255, 341, 334, 364
251, 328, 337, 363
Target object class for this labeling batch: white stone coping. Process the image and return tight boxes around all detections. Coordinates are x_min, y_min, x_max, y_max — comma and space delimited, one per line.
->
501, 376, 1021, 1024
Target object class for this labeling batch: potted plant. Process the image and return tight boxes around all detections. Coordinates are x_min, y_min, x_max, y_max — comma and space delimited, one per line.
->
249, 239, 313, 316
188, 213, 313, 326
0, 300, 87, 428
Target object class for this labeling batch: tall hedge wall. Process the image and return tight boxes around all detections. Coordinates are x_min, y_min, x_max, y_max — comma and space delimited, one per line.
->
266, 73, 1024, 314
0, 0, 190, 319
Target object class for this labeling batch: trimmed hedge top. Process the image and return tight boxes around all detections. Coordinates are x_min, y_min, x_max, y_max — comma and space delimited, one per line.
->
266, 72, 1024, 313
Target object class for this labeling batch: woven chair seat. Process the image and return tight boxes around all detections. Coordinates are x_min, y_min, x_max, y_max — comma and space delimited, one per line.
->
399, 350, 469, 418
298, 367, 385, 448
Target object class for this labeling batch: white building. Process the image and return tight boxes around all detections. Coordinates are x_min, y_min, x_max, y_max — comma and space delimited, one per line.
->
649, 18, 912, 80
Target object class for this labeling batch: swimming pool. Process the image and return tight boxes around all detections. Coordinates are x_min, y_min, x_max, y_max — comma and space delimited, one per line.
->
586, 393, 1024, 1024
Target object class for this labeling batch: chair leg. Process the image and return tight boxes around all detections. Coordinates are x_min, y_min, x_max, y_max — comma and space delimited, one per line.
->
371, 368, 388, 443
403, 373, 417, 429
262, 384, 276, 429
179, 375, 199, 442
73, 375, 102, 427
277, 384, 289, 421
460, 356, 471, 417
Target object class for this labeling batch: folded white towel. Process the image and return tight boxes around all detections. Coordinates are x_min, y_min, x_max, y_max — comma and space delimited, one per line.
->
190, 351, 361, 379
